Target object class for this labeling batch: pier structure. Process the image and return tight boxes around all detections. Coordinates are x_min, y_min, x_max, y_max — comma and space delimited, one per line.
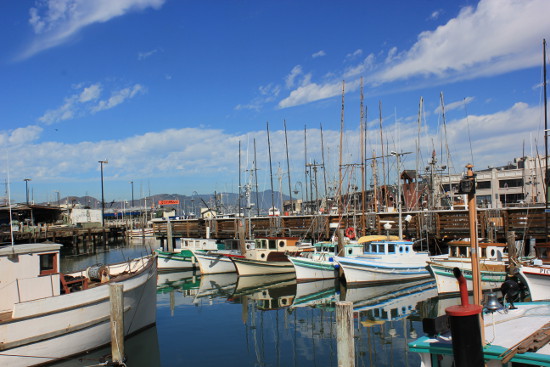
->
151, 206, 549, 246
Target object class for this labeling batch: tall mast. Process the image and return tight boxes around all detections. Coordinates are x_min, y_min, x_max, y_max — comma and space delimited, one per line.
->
304, 125, 309, 214
416, 97, 423, 210
379, 101, 388, 210
284, 120, 293, 214
544, 38, 548, 242
238, 140, 242, 217
360, 77, 366, 235
253, 138, 260, 216
320, 123, 328, 212
440, 92, 453, 208
266, 122, 275, 214
338, 80, 345, 215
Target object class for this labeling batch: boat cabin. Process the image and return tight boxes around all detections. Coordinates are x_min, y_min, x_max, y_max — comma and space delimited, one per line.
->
363, 241, 416, 256
446, 240, 507, 260
0, 243, 63, 314
247, 237, 307, 261
176, 238, 220, 251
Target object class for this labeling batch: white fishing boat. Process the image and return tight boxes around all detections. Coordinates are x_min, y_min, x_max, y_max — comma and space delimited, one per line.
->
0, 242, 157, 367
518, 259, 550, 301
287, 241, 363, 282
427, 240, 508, 295
192, 239, 254, 274
231, 237, 311, 276
334, 239, 431, 285
155, 237, 220, 271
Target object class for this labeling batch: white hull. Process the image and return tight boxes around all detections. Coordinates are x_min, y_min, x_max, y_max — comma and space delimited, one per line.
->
0, 256, 157, 367
518, 264, 550, 301
156, 250, 195, 270
193, 251, 240, 274
231, 257, 295, 276
427, 261, 507, 295
335, 255, 431, 285
287, 255, 337, 281
195, 273, 239, 300
291, 279, 339, 308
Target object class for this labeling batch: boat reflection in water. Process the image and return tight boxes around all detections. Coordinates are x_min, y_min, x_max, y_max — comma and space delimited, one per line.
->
152, 256, 440, 366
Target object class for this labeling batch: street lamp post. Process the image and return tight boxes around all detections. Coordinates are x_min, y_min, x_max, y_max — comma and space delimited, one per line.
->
24, 178, 31, 205
99, 160, 108, 227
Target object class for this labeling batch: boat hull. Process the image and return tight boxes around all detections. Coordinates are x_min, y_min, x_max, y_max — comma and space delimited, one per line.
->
155, 249, 195, 270
193, 252, 240, 274
287, 255, 338, 282
231, 257, 295, 276
0, 256, 157, 367
518, 264, 550, 301
427, 261, 507, 295
335, 256, 431, 285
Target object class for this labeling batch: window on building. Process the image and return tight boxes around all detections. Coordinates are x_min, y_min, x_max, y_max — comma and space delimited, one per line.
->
499, 179, 523, 188
477, 181, 491, 189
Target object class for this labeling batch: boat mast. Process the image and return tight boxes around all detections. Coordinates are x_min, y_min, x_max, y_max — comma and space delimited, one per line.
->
238, 140, 242, 218
253, 138, 260, 217
266, 121, 275, 215
379, 101, 388, 210
360, 77, 367, 235
284, 120, 293, 214
338, 80, 345, 216
304, 125, 309, 214
416, 97, 423, 210
320, 123, 328, 213
440, 92, 453, 208
544, 38, 548, 243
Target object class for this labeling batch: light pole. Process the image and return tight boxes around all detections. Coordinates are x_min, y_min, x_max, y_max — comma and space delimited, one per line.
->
98, 160, 108, 227
129, 181, 134, 208
23, 178, 31, 205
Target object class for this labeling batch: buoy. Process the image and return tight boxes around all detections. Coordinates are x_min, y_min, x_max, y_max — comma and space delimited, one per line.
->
345, 227, 356, 239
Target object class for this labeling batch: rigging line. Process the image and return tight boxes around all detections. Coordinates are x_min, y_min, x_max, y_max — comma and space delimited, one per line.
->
463, 98, 475, 166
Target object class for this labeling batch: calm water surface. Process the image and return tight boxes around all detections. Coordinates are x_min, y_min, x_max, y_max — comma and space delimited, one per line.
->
57, 239, 446, 367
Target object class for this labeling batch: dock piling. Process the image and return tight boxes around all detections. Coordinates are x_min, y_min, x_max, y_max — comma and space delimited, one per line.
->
336, 301, 355, 367
109, 283, 125, 364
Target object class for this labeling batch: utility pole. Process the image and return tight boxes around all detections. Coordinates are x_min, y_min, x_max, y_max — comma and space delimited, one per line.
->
24, 178, 31, 205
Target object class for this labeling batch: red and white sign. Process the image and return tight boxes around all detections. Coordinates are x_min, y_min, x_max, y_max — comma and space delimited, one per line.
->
159, 200, 180, 205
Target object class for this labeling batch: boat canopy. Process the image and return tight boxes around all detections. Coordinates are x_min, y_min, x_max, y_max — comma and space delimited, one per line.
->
358, 235, 400, 244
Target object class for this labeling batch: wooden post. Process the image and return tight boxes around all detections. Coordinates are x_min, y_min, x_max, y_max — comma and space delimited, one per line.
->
507, 231, 516, 275
336, 301, 355, 367
167, 219, 174, 252
110, 283, 125, 364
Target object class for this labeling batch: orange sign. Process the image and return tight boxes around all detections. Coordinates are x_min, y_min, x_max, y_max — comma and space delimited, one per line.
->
159, 200, 180, 205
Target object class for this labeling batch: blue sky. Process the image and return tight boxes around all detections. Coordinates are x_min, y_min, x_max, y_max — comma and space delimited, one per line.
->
1, 0, 549, 205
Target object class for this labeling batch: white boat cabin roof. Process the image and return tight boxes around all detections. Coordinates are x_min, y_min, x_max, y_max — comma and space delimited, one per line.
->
0, 242, 62, 256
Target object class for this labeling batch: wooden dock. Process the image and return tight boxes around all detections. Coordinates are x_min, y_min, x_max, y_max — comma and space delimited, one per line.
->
152, 207, 549, 244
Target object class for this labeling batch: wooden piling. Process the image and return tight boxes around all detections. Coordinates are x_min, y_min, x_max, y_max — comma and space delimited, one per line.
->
336, 301, 355, 367
109, 283, 125, 364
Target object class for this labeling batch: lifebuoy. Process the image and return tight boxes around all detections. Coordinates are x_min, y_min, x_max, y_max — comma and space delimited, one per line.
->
345, 227, 356, 239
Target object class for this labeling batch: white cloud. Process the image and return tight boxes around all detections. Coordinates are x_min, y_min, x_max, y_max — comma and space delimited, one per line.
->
0, 125, 43, 146
312, 50, 326, 58
372, 0, 550, 84
346, 49, 363, 59
38, 83, 144, 124
91, 84, 145, 113
285, 65, 303, 89
430, 10, 442, 20
138, 49, 159, 60
434, 96, 474, 114
278, 79, 361, 109
21, 0, 166, 59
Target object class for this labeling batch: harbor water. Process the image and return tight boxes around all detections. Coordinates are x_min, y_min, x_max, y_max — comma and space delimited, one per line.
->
55, 239, 446, 367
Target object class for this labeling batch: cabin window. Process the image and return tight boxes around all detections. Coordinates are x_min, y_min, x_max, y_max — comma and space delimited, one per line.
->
278, 241, 285, 248
39, 253, 57, 276
347, 248, 353, 255
405, 246, 410, 253
458, 246, 468, 257
388, 244, 395, 253
399, 246, 404, 253
378, 244, 385, 253
481, 248, 487, 258
268, 240, 277, 249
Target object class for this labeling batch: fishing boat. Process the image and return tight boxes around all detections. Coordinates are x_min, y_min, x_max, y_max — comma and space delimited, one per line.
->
0, 242, 157, 367
287, 240, 363, 282
334, 239, 431, 285
231, 237, 311, 276
426, 239, 508, 295
155, 237, 220, 271
518, 246, 550, 301
192, 239, 254, 274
